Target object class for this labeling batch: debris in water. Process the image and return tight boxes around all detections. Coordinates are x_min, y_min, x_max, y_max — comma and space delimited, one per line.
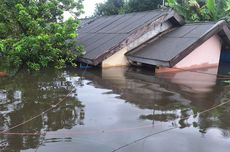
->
0, 72, 7, 78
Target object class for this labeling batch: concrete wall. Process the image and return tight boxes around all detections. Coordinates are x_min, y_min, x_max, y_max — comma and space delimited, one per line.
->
102, 47, 129, 68
157, 35, 222, 73
175, 35, 222, 69
102, 21, 172, 68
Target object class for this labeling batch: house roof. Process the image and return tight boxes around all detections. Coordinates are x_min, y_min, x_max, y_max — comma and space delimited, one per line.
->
126, 20, 230, 67
77, 9, 184, 65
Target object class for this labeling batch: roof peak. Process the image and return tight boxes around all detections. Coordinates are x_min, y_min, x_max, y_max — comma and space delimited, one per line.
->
81, 8, 172, 20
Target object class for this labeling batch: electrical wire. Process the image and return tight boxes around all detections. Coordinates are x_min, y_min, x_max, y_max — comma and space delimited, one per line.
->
1, 65, 230, 138
33, 64, 89, 152
1, 65, 230, 151
0, 64, 90, 152
0, 90, 75, 135
111, 99, 230, 152
170, 67, 230, 78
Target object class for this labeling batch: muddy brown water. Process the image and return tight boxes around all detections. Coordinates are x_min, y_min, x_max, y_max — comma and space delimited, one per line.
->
0, 66, 230, 152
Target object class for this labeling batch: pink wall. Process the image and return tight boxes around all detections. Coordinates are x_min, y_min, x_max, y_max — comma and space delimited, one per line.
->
175, 35, 222, 69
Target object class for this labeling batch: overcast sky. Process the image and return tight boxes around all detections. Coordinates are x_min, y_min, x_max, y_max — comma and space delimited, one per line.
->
81, 0, 105, 18
64, 0, 105, 20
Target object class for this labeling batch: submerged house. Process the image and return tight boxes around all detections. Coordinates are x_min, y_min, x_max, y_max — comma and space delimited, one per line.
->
78, 9, 184, 67
126, 20, 230, 73
77, 9, 230, 73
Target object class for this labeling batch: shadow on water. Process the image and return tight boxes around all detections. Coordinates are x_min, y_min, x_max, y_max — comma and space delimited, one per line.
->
0, 66, 230, 151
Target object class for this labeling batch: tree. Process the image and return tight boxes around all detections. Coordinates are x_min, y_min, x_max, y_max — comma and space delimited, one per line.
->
126, 0, 162, 13
167, 0, 230, 22
94, 0, 163, 16
0, 0, 84, 71
95, 0, 125, 16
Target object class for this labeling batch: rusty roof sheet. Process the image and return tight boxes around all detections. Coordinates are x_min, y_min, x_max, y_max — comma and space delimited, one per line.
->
126, 21, 230, 67
77, 9, 182, 65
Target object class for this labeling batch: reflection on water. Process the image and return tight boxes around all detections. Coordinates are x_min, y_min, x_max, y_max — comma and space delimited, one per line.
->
0, 70, 84, 151
0, 66, 230, 152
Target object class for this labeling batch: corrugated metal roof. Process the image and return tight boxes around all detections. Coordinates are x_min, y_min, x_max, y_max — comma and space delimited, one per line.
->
77, 9, 182, 65
126, 21, 230, 67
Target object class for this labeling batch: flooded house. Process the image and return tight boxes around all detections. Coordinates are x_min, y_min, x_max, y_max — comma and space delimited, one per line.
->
77, 9, 230, 74
127, 20, 230, 74
77, 9, 184, 67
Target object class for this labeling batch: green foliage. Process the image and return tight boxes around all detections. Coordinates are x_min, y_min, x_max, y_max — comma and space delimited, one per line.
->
95, 0, 125, 16
167, 0, 230, 22
94, 0, 162, 16
0, 0, 84, 71
125, 0, 162, 13
206, 0, 217, 20
226, 0, 230, 11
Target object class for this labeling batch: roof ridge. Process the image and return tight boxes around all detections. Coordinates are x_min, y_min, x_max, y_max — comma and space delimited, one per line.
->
86, 8, 171, 18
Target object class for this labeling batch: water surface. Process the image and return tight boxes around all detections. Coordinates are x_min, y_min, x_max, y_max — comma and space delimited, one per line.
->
0, 67, 230, 152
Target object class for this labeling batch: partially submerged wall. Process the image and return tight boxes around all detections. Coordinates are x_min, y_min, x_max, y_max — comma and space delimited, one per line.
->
174, 35, 222, 69
102, 21, 173, 68
102, 47, 129, 68
157, 35, 222, 73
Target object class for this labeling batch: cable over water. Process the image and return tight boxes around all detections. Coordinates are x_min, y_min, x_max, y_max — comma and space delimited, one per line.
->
111, 99, 230, 152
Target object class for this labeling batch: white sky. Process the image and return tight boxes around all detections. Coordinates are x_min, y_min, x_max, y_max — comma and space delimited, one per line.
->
64, 0, 105, 20
81, 0, 105, 18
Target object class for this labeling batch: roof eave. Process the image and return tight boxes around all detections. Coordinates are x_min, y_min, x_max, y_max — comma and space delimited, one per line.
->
78, 57, 96, 66
127, 55, 170, 67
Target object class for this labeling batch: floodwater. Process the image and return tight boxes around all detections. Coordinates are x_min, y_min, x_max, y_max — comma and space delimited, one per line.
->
0, 66, 230, 152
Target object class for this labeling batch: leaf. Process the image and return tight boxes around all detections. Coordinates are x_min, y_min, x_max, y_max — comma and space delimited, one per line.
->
206, 0, 217, 20
0, 43, 4, 52
167, 0, 177, 7
225, 0, 230, 11
188, 0, 200, 9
